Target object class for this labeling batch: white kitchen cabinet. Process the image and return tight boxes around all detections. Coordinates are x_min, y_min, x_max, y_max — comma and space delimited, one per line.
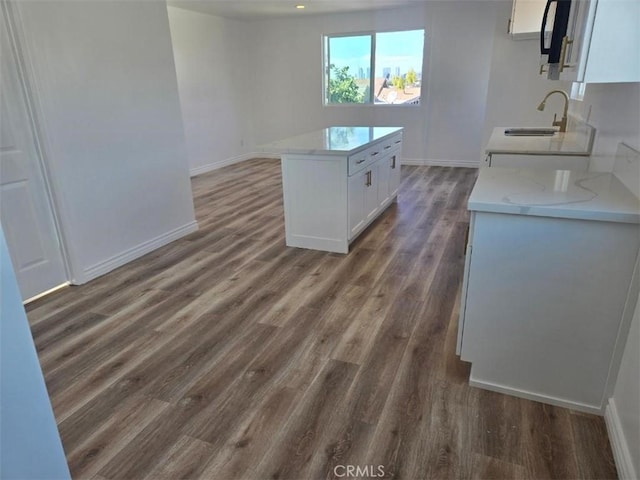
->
274, 127, 403, 253
349, 146, 403, 241
377, 157, 390, 208
364, 165, 380, 222
457, 165, 640, 413
376, 148, 401, 207
348, 171, 367, 239
388, 150, 402, 199
348, 164, 380, 240
509, 0, 548, 39
558, 0, 640, 83
486, 152, 589, 170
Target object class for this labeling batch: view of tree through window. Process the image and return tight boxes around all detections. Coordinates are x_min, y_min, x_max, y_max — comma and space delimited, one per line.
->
324, 30, 425, 106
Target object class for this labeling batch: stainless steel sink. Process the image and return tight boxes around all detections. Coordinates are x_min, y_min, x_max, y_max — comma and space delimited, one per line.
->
504, 128, 557, 136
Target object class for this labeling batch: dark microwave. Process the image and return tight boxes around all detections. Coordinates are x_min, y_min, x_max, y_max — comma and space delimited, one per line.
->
540, 0, 572, 79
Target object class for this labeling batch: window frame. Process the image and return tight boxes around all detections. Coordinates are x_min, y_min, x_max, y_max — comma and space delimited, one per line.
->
322, 28, 425, 107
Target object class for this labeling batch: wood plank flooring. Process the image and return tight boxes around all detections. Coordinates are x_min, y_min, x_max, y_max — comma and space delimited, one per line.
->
27, 159, 618, 480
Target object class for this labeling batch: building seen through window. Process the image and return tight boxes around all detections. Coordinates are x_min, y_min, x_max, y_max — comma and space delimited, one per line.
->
324, 29, 425, 105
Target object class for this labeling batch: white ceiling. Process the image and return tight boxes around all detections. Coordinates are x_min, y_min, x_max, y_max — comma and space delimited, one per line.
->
166, 0, 424, 20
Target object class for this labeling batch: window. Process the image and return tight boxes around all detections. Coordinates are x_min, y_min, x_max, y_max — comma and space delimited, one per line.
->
324, 29, 425, 106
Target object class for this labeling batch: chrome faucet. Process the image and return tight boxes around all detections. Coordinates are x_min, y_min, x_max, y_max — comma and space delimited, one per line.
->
537, 89, 569, 132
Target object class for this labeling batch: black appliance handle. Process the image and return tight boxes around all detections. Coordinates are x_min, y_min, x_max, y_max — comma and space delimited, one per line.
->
540, 0, 554, 54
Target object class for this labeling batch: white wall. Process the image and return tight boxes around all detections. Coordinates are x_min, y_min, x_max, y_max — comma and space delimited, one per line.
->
575, 82, 640, 171
11, 0, 197, 283
167, 6, 253, 176
243, 2, 499, 166
0, 226, 70, 480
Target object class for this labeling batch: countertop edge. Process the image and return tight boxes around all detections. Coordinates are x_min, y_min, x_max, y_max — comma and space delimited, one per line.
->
484, 149, 591, 157
260, 127, 404, 157
485, 119, 595, 156
468, 201, 640, 224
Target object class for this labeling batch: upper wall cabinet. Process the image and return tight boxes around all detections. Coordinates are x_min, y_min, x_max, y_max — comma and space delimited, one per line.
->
509, 0, 548, 39
557, 0, 640, 83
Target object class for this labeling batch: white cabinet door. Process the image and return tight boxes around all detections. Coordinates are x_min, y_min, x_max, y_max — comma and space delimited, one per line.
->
377, 155, 391, 207
348, 170, 367, 239
559, 0, 593, 81
460, 211, 639, 412
456, 213, 475, 355
509, 0, 548, 39
377, 148, 401, 208
559, 0, 640, 83
388, 151, 401, 198
364, 165, 379, 222
348, 164, 380, 240
0, 11, 67, 300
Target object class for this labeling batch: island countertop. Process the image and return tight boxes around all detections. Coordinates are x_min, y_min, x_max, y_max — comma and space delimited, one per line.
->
260, 126, 403, 156
469, 167, 640, 224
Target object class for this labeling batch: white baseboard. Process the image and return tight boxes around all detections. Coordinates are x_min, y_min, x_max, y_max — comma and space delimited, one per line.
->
605, 398, 637, 480
401, 158, 480, 168
189, 152, 280, 177
468, 375, 603, 415
189, 153, 255, 176
255, 152, 281, 160
80, 221, 198, 283
400, 158, 425, 166
424, 158, 480, 168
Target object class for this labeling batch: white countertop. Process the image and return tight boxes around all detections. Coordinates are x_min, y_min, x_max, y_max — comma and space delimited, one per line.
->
486, 120, 595, 156
469, 168, 640, 223
260, 126, 403, 156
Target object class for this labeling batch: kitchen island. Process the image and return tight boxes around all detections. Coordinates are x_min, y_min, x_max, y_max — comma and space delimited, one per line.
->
262, 126, 403, 253
457, 144, 640, 413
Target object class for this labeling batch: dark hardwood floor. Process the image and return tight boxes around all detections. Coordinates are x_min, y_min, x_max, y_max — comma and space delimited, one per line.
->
26, 159, 618, 480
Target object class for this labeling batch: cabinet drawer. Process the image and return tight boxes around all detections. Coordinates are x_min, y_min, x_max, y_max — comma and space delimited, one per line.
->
348, 150, 369, 176
380, 134, 403, 155
348, 145, 377, 176
348, 135, 403, 176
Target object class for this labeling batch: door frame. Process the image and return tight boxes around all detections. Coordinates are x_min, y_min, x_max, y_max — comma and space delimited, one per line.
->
1, 1, 81, 295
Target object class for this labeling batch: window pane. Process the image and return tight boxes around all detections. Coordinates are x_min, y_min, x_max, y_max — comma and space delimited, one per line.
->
374, 30, 424, 105
326, 35, 372, 104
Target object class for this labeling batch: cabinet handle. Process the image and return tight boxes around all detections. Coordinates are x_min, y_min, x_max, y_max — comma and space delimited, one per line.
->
371, 151, 379, 156
384, 145, 391, 150
356, 158, 366, 164
559, 36, 574, 73
391, 156, 397, 169
539, 64, 549, 75
365, 170, 372, 187
394, 140, 401, 144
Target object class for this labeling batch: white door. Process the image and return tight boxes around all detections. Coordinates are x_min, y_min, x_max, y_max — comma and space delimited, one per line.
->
0, 9, 67, 300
